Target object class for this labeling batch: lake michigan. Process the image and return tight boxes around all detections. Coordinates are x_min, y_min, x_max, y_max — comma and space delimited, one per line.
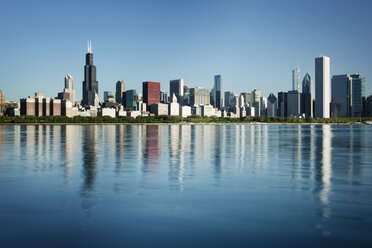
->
0, 124, 371, 247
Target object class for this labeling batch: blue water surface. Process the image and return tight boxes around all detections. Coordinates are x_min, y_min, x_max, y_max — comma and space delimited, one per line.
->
0, 124, 371, 248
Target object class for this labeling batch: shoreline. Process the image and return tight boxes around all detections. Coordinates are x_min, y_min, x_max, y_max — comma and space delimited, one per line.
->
0, 122, 369, 126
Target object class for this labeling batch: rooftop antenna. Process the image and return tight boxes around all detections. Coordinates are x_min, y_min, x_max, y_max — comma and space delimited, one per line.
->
87, 40, 92, 53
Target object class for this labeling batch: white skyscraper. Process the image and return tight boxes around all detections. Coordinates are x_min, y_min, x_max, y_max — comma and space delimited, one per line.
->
292, 68, 301, 92
315, 56, 330, 118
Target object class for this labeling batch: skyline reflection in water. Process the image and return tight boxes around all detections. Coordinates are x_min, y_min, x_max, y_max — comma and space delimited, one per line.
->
0, 124, 371, 248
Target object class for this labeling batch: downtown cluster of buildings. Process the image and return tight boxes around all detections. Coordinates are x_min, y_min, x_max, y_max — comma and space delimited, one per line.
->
0, 42, 371, 118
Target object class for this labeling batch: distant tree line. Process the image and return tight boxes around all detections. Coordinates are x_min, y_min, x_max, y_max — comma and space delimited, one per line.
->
0, 115, 371, 124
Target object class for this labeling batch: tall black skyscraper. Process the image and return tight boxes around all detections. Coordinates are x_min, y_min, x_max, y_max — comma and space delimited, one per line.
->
82, 41, 98, 106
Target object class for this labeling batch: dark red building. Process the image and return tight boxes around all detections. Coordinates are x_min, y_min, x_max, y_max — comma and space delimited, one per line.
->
142, 81, 160, 110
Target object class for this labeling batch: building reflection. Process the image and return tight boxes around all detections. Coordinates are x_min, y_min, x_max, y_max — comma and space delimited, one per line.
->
60, 125, 78, 187
114, 125, 127, 175
313, 125, 332, 221
81, 125, 98, 195
213, 125, 222, 181
143, 125, 160, 173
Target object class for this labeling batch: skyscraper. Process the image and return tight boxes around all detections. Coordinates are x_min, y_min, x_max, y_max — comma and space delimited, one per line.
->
169, 79, 184, 105
315, 56, 330, 118
213, 75, 223, 109
278, 92, 288, 117
287, 90, 301, 117
267, 93, 277, 117
331, 74, 351, 117
302, 73, 313, 118
58, 74, 76, 104
123, 89, 137, 110
224, 91, 235, 109
82, 41, 99, 106
143, 81, 160, 110
350, 74, 366, 117
252, 89, 261, 116
116, 81, 126, 104
292, 68, 301, 92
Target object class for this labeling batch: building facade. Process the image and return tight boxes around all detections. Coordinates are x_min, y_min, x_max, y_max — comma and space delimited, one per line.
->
160, 91, 168, 103
267, 93, 277, 117
124, 89, 137, 111
331, 74, 352, 117
104, 91, 115, 102
278, 92, 288, 117
190, 87, 210, 106
315, 55, 330, 118
350, 74, 366, 117
224, 91, 235, 109
143, 81, 160, 110
287, 90, 301, 117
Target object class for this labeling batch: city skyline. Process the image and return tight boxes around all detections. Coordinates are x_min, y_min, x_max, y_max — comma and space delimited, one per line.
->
0, 0, 371, 101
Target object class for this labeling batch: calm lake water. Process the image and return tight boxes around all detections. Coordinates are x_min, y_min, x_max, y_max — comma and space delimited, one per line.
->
0, 124, 371, 247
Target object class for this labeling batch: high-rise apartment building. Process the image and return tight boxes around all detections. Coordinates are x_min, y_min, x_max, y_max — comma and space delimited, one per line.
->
82, 41, 99, 106
169, 79, 184, 105
116, 81, 126, 104
292, 68, 301, 92
143, 81, 160, 110
301, 73, 312, 118
315, 56, 330, 118
213, 75, 223, 109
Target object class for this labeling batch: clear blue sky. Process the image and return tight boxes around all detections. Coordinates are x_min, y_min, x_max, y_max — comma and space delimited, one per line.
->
0, 0, 371, 101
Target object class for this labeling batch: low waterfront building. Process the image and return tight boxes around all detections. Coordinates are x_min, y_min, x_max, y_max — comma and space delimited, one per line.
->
20, 97, 36, 116
180, 106, 192, 118
98, 108, 116, 117
201, 105, 213, 117
50, 99, 61, 116
129, 111, 141, 118
150, 103, 168, 116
